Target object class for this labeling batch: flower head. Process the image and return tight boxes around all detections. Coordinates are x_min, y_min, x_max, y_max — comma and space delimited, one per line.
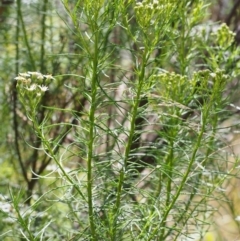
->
38, 85, 49, 92
26, 84, 37, 91
15, 76, 26, 81
43, 74, 54, 81
28, 71, 41, 77
19, 73, 30, 78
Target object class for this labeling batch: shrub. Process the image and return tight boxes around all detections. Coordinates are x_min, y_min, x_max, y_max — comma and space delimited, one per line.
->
1, 0, 240, 240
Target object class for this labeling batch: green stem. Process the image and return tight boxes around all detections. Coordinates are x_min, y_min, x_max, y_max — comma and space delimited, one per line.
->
137, 138, 176, 240
165, 139, 174, 208
149, 108, 210, 241
13, 0, 29, 184
85, 10, 101, 241
40, 0, 48, 73
40, 126, 86, 201
18, 3, 36, 70
112, 50, 149, 239
26, 112, 87, 202
10, 190, 35, 241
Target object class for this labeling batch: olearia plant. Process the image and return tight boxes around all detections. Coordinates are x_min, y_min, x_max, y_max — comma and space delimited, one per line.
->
3, 0, 240, 241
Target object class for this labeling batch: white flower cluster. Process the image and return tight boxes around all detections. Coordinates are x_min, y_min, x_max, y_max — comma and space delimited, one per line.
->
134, 0, 172, 31
135, 0, 159, 8
15, 71, 54, 113
15, 72, 54, 93
135, 0, 168, 12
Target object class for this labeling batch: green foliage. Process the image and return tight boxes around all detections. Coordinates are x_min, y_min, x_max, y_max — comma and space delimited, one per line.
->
0, 0, 240, 240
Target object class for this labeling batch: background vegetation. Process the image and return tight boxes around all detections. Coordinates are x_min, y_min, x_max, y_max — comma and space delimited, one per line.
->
1, 0, 240, 240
